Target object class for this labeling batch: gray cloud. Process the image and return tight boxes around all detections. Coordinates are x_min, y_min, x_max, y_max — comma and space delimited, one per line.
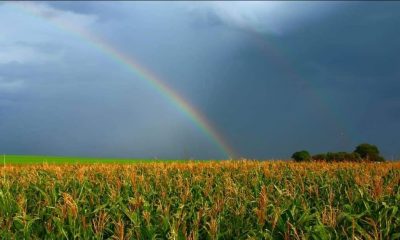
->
185, 2, 342, 34
0, 2, 399, 159
0, 77, 24, 93
202, 2, 400, 158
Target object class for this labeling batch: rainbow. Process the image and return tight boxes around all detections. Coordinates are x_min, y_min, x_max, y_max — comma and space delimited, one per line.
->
244, 27, 353, 148
10, 2, 235, 158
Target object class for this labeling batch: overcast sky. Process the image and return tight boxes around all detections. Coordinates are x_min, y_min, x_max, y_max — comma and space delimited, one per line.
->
0, 1, 399, 159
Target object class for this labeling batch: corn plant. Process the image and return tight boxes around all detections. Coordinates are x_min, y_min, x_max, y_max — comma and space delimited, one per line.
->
0, 161, 399, 239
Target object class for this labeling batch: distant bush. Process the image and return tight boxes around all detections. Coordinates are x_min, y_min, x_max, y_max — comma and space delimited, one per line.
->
291, 150, 311, 162
354, 143, 385, 162
313, 152, 361, 162
311, 153, 327, 161
294, 143, 384, 162
304, 143, 385, 162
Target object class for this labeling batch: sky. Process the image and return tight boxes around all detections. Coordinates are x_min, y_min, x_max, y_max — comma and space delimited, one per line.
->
0, 1, 399, 159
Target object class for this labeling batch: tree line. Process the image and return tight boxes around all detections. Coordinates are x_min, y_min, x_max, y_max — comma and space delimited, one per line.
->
292, 143, 385, 162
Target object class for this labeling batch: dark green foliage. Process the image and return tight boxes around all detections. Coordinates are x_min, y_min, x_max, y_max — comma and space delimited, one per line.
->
309, 143, 385, 162
313, 152, 361, 162
354, 143, 385, 162
291, 150, 311, 162
312, 153, 327, 161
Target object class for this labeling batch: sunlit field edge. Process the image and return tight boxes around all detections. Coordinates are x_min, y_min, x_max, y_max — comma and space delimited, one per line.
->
1, 155, 197, 164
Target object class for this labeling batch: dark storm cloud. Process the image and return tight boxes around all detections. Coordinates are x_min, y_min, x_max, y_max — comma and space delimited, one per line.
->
200, 2, 400, 158
45, 1, 119, 21
0, 2, 399, 159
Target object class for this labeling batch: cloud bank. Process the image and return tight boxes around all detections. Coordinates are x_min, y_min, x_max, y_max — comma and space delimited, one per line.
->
0, 2, 399, 159
186, 1, 340, 34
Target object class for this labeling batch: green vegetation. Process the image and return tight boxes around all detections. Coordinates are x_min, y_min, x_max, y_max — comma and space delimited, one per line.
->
312, 152, 361, 162
1, 161, 399, 239
292, 143, 386, 162
291, 150, 311, 162
354, 143, 385, 162
1, 155, 184, 164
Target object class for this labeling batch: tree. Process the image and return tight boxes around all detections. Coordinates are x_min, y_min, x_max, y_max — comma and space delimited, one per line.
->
354, 143, 385, 162
291, 150, 311, 162
320, 152, 361, 162
312, 153, 327, 162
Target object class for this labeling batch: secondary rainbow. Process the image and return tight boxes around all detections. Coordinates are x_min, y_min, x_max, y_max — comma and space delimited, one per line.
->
12, 2, 235, 158
243, 26, 353, 148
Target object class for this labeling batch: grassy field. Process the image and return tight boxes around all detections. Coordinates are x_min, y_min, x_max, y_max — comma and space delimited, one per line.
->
1, 160, 399, 239
1, 155, 183, 164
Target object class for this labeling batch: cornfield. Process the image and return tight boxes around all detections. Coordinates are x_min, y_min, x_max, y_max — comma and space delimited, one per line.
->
1, 161, 399, 239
